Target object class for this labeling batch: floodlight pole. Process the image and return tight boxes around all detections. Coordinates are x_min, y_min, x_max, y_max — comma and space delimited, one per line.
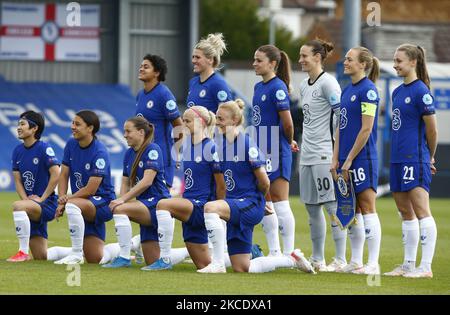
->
343, 0, 361, 53
269, 11, 276, 45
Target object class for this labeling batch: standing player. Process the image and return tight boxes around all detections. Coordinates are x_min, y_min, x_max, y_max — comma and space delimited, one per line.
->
384, 44, 438, 278
54, 110, 115, 264
198, 100, 314, 274
298, 39, 347, 272
7, 111, 60, 262
252, 44, 297, 257
187, 33, 232, 113
331, 46, 382, 275
136, 54, 183, 188
102, 116, 171, 269
147, 106, 225, 270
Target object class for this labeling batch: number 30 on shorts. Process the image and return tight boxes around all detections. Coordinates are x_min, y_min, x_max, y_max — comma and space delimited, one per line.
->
317, 177, 330, 191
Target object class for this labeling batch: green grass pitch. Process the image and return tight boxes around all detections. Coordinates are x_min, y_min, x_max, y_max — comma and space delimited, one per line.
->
0, 192, 448, 295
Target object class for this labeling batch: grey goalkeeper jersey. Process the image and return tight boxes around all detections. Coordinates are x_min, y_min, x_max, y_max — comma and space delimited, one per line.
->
299, 72, 341, 165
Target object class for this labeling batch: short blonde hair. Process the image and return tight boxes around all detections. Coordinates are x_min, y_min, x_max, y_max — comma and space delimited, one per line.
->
218, 99, 245, 126
195, 33, 227, 69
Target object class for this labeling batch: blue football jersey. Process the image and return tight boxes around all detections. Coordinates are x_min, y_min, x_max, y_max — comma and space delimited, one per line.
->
391, 80, 435, 163
215, 132, 265, 200
186, 73, 232, 113
339, 77, 379, 161
123, 142, 170, 200
251, 77, 291, 157
182, 137, 222, 202
135, 83, 180, 167
11, 140, 59, 197
62, 138, 115, 200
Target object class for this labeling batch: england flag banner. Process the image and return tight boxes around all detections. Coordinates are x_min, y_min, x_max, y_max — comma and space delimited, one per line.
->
0, 2, 100, 62
333, 169, 356, 230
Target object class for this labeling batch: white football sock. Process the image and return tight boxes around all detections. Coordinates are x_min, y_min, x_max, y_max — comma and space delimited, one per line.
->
13, 211, 30, 254
170, 248, 190, 265
156, 210, 175, 259
222, 219, 228, 252
113, 214, 132, 259
305, 204, 326, 262
131, 234, 142, 253
419, 216, 437, 271
204, 212, 225, 265
47, 246, 72, 261
248, 256, 295, 273
65, 203, 85, 256
348, 213, 365, 265
402, 218, 419, 268
224, 252, 232, 267
363, 213, 381, 265
261, 212, 281, 256
99, 243, 121, 264
274, 200, 296, 255
324, 202, 347, 263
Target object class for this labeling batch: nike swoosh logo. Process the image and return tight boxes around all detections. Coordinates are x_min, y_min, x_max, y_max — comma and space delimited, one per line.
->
319, 194, 327, 198
355, 182, 363, 186
16, 161, 21, 164
404, 181, 412, 184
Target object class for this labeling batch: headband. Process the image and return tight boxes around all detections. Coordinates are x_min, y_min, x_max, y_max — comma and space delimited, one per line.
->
190, 107, 207, 125
21, 117, 37, 128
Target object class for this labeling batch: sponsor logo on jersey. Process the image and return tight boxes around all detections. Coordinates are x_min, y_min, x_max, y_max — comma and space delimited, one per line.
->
85, 163, 90, 170
252, 105, 261, 126
261, 94, 266, 101
199, 89, 206, 98
184, 168, 193, 189
33, 158, 39, 165
405, 97, 411, 104
139, 161, 143, 168
147, 100, 154, 109
392, 108, 401, 131
351, 95, 356, 102
303, 104, 310, 125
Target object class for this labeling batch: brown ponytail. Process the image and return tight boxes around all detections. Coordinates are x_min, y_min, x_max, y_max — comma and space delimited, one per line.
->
257, 45, 292, 93
396, 44, 431, 89
304, 38, 335, 64
127, 116, 155, 187
353, 46, 380, 83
